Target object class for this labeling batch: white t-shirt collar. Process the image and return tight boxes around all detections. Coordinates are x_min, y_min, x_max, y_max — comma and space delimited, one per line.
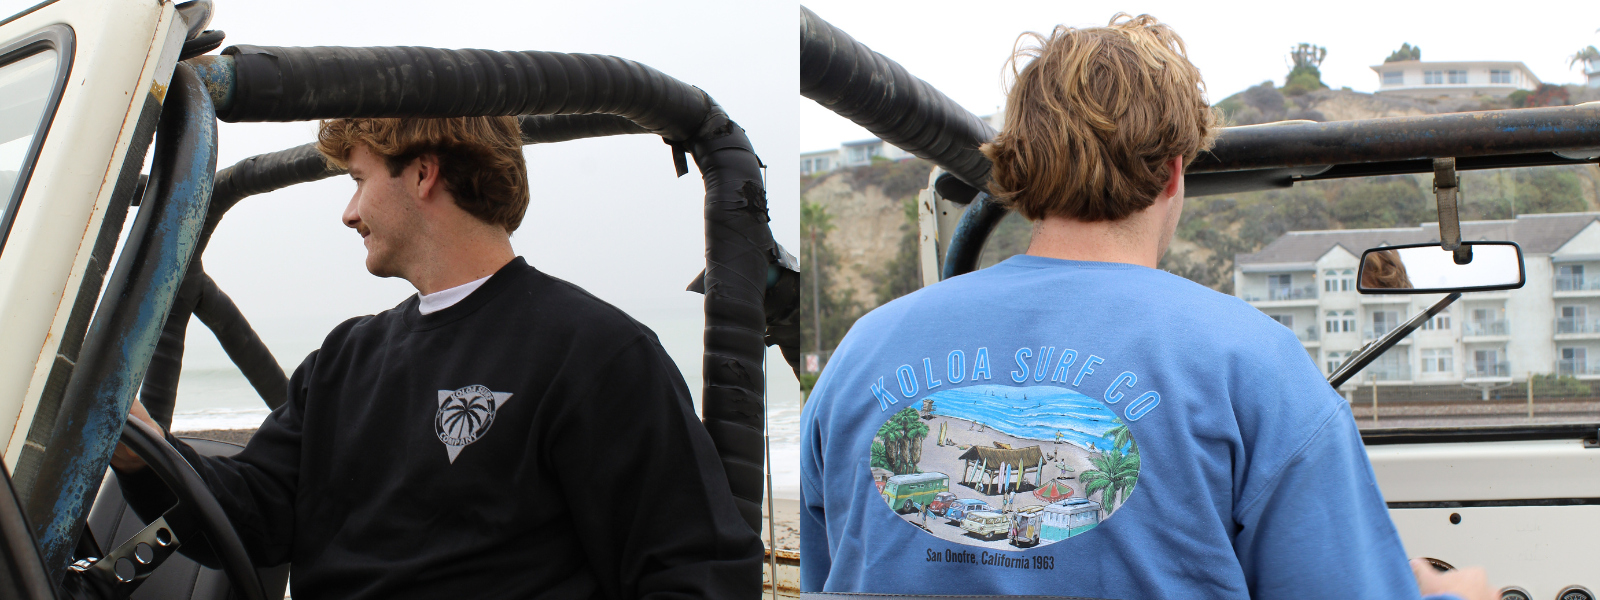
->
417, 275, 492, 315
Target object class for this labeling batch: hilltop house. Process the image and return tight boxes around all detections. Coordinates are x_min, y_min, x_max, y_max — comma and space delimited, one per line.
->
1370, 60, 1540, 99
1233, 213, 1600, 391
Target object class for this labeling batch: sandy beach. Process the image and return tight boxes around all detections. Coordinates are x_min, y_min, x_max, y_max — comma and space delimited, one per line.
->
919, 414, 1100, 504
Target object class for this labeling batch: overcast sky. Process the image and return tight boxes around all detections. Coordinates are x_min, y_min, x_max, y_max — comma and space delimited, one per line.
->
800, 0, 1600, 152
2, 0, 799, 406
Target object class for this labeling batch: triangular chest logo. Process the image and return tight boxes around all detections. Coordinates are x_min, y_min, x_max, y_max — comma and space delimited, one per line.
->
435, 384, 514, 463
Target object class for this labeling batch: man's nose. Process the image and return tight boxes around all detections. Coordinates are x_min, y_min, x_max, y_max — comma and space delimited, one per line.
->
342, 192, 360, 229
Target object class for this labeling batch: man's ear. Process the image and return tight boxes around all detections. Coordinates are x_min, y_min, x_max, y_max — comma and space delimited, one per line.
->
1161, 155, 1184, 200
412, 153, 445, 203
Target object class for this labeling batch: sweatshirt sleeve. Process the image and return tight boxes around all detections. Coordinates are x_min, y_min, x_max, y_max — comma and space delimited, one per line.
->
116, 351, 314, 568
799, 391, 831, 592
1232, 406, 1420, 599
799, 456, 831, 592
542, 335, 762, 600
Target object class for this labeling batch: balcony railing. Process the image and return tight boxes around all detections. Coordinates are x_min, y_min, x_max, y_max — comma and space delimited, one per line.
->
1556, 275, 1600, 292
1463, 320, 1510, 337
1557, 359, 1600, 376
1298, 327, 1320, 343
1245, 285, 1318, 302
1363, 326, 1405, 340
1556, 317, 1600, 334
1466, 362, 1511, 378
1269, 285, 1317, 301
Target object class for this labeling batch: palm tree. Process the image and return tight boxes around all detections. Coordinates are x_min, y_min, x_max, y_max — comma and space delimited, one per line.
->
438, 391, 496, 443
1080, 447, 1140, 516
877, 407, 929, 474
876, 419, 906, 474
1568, 45, 1593, 78
1571, 46, 1600, 71
1104, 423, 1138, 454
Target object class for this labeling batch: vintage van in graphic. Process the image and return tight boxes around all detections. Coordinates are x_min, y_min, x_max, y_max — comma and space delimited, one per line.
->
1008, 505, 1046, 547
1040, 499, 1102, 543
959, 510, 1010, 540
880, 472, 949, 513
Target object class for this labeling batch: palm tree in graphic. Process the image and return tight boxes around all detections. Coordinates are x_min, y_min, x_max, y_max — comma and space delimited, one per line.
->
1105, 423, 1137, 454
440, 390, 497, 443
1080, 446, 1139, 517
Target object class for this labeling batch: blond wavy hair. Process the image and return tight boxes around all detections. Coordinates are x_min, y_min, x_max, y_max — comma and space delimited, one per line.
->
1361, 250, 1413, 290
317, 116, 530, 232
982, 13, 1219, 222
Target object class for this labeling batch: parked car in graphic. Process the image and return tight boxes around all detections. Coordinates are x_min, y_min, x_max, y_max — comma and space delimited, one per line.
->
960, 510, 1010, 541
1040, 498, 1102, 544
1009, 505, 1046, 547
880, 472, 949, 513
944, 498, 992, 523
928, 491, 958, 516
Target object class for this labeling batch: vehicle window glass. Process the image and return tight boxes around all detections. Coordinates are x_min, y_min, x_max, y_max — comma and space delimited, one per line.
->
0, 49, 59, 247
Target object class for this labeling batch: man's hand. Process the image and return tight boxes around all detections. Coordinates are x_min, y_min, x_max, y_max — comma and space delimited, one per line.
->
1412, 558, 1494, 600
109, 399, 160, 472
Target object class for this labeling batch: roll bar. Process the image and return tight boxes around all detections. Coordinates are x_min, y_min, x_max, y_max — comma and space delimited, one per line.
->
182, 45, 787, 532
798, 6, 1600, 279
799, 6, 996, 192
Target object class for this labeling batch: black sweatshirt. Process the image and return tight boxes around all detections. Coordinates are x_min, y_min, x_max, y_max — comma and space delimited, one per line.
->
120, 257, 761, 599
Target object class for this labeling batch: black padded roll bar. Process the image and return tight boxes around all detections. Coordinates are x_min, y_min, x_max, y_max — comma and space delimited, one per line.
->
158, 50, 782, 532
800, 6, 997, 192
214, 46, 710, 142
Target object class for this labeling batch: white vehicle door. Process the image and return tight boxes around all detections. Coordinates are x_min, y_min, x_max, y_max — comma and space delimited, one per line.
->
0, 0, 187, 490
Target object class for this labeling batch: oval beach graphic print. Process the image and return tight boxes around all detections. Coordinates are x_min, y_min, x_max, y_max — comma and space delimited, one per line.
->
868, 384, 1139, 550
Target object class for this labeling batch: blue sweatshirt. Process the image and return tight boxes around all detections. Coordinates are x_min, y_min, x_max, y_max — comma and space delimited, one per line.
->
800, 255, 1419, 599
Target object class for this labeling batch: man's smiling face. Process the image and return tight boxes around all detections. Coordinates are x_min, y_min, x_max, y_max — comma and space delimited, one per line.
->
341, 144, 425, 279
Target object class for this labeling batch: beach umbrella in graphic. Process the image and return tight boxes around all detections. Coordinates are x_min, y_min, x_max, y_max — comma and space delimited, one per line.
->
1033, 479, 1074, 503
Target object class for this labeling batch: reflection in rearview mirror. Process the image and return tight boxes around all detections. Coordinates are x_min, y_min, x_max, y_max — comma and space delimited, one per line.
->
1358, 242, 1525, 294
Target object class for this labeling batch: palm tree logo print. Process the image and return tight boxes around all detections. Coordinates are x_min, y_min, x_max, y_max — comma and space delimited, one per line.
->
435, 385, 514, 463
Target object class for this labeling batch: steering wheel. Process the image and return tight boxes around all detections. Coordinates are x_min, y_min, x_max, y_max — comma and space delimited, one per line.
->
64, 415, 267, 600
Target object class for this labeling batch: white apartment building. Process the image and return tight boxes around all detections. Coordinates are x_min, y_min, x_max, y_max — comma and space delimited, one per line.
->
1234, 213, 1600, 390
1584, 56, 1600, 89
800, 148, 839, 175
1370, 60, 1540, 99
800, 113, 1005, 175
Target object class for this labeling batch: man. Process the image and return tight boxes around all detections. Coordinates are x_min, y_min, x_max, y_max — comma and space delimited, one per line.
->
799, 14, 1490, 600
112, 116, 761, 599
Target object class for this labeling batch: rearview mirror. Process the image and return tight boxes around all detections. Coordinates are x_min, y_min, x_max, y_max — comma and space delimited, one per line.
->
1358, 242, 1525, 294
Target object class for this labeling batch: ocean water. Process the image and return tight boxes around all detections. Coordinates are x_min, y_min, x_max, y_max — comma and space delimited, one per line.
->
928, 384, 1121, 450
169, 313, 803, 498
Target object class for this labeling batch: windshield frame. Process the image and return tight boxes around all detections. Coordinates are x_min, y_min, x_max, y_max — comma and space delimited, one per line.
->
0, 1, 59, 29
0, 24, 74, 258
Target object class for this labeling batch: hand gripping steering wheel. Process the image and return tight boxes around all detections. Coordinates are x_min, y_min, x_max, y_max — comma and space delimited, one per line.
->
65, 415, 267, 600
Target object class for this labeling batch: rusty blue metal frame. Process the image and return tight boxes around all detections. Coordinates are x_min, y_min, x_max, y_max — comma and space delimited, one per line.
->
22, 62, 216, 577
